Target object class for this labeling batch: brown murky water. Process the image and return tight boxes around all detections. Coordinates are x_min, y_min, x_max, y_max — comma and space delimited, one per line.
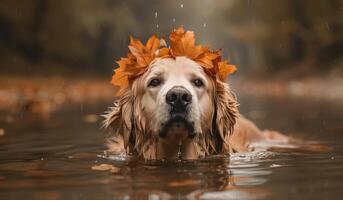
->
0, 95, 342, 200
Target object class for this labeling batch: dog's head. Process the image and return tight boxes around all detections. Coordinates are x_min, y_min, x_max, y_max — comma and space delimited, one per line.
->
142, 57, 212, 140
104, 28, 238, 160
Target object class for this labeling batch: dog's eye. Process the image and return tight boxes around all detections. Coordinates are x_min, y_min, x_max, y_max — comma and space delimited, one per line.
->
148, 78, 161, 87
193, 78, 204, 87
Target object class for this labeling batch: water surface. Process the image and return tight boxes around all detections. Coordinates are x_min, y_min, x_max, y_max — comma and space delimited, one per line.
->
0, 96, 342, 200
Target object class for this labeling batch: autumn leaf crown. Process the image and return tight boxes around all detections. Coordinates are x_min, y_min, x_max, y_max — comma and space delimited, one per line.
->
111, 27, 236, 96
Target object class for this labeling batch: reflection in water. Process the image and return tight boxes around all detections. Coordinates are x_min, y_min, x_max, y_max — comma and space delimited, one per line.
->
0, 96, 343, 199
96, 155, 269, 199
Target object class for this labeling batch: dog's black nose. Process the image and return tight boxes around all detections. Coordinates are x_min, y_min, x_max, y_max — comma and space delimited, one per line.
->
166, 86, 192, 110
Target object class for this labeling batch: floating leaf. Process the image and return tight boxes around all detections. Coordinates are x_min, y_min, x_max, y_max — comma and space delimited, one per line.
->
168, 179, 200, 187
91, 164, 120, 173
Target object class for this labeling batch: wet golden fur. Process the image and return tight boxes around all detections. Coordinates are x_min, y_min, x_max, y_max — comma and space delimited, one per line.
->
103, 57, 289, 160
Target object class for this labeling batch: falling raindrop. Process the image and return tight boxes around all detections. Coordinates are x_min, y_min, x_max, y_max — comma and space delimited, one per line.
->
325, 21, 330, 31
154, 11, 158, 19
203, 23, 207, 27
156, 24, 159, 29
180, 4, 184, 8
172, 18, 176, 23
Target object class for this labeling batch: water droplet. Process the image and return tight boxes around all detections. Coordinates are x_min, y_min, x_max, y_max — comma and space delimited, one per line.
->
180, 4, 184, 8
325, 22, 330, 31
154, 11, 158, 19
172, 18, 176, 23
203, 23, 207, 27
156, 24, 159, 29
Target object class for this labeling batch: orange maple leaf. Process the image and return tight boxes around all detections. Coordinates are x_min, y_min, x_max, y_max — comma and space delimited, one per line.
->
170, 27, 204, 59
111, 27, 237, 96
111, 35, 161, 96
218, 61, 237, 81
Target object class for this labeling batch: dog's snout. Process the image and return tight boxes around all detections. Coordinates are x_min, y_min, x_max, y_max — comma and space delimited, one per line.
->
166, 86, 192, 109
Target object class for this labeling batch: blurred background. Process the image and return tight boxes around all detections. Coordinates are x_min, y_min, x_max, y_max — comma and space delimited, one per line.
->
0, 0, 342, 76
0, 0, 342, 114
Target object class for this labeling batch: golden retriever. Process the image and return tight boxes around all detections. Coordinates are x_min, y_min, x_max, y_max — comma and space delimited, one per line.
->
103, 28, 290, 160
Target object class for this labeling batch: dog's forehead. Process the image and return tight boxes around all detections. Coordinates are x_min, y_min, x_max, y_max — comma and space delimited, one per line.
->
149, 56, 204, 76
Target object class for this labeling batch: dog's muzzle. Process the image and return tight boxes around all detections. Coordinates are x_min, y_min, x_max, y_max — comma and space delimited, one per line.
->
160, 86, 196, 139
159, 115, 196, 139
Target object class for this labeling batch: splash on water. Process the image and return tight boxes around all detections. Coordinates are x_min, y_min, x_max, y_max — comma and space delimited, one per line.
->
99, 150, 279, 163
98, 152, 128, 161
230, 151, 276, 162
201, 189, 266, 200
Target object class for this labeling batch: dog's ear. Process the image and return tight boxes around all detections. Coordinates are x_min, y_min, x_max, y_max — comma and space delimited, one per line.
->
103, 90, 134, 153
212, 80, 239, 151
